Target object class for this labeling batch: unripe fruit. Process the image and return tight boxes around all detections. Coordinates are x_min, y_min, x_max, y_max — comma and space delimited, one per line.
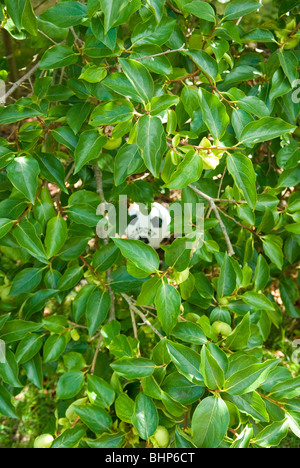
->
70, 328, 80, 341
212, 321, 232, 337
33, 434, 54, 448
150, 426, 170, 448
185, 312, 200, 323
219, 297, 229, 305
284, 36, 300, 50
103, 137, 122, 150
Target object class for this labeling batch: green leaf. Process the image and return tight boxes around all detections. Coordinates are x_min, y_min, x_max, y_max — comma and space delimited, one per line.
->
115, 393, 135, 423
262, 235, 283, 269
112, 238, 160, 274
87, 374, 115, 409
111, 357, 156, 379
155, 282, 181, 335
66, 102, 91, 134
45, 217, 68, 259
136, 114, 167, 178
269, 376, 300, 400
132, 16, 176, 46
200, 346, 225, 390
114, 144, 144, 186
217, 254, 236, 298
132, 393, 158, 440
225, 0, 261, 20
7, 156, 39, 205
253, 419, 289, 448
0, 219, 14, 239
51, 426, 86, 449
227, 153, 257, 209
224, 313, 251, 351
192, 396, 229, 448
240, 117, 296, 145
40, 1, 87, 27
75, 404, 112, 433
56, 371, 85, 400
165, 150, 202, 189
187, 50, 218, 80
43, 334, 67, 363
100, 0, 127, 33
37, 152, 68, 194
242, 292, 275, 311
57, 266, 83, 291
119, 58, 154, 104
13, 220, 48, 264
10, 268, 43, 296
74, 130, 107, 174
253, 255, 270, 292
0, 321, 42, 344
224, 359, 279, 395
278, 50, 298, 86
40, 45, 78, 69
166, 341, 204, 385
86, 290, 111, 336
0, 384, 18, 419
198, 88, 229, 140
183, 1, 215, 22
0, 348, 21, 387
89, 100, 134, 126
15, 333, 43, 364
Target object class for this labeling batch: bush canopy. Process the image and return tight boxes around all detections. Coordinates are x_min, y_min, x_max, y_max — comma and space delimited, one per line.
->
0, 0, 300, 449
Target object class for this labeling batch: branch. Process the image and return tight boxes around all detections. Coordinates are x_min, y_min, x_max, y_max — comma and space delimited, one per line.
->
279, 22, 300, 49
3, 60, 41, 101
90, 334, 103, 374
189, 185, 235, 257
133, 47, 188, 61
122, 294, 164, 340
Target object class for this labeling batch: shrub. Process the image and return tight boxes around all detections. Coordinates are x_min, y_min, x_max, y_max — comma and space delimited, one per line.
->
0, 0, 299, 449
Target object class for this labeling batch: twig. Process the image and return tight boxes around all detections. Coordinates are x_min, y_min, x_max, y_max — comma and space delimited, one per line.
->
189, 185, 235, 256
122, 294, 164, 339
90, 335, 103, 374
79, 255, 107, 289
279, 22, 300, 49
3, 61, 41, 101
130, 305, 139, 341
133, 47, 188, 61
166, 136, 237, 151
37, 29, 58, 45
166, 0, 183, 15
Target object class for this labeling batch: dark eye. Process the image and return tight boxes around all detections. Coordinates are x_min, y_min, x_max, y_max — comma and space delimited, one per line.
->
151, 216, 163, 228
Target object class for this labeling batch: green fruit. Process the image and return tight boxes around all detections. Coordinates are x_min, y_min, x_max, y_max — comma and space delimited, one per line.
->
212, 321, 232, 337
284, 36, 300, 49
70, 328, 80, 341
33, 434, 54, 448
150, 426, 170, 448
1, 286, 13, 303
185, 312, 200, 323
66, 397, 87, 422
219, 298, 229, 305
103, 137, 122, 150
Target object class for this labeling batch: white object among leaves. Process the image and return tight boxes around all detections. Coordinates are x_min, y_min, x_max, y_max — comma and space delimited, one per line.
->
125, 202, 171, 249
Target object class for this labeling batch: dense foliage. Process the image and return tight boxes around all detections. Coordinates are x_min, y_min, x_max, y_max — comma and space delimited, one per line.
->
0, 0, 300, 449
